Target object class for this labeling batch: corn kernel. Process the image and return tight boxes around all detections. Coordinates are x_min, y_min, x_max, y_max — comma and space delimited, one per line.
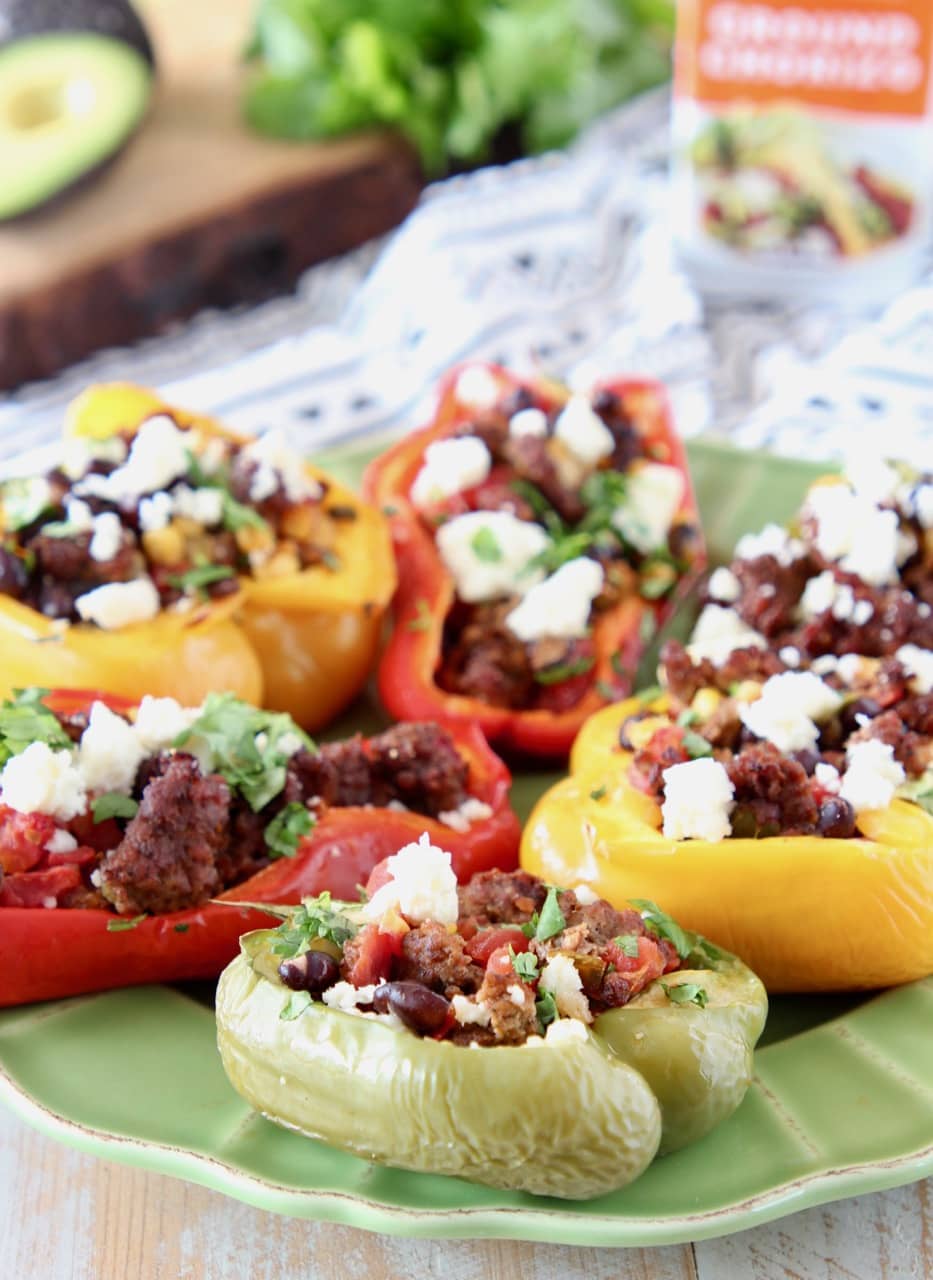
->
627, 715, 671, 751
142, 524, 185, 566
690, 687, 724, 721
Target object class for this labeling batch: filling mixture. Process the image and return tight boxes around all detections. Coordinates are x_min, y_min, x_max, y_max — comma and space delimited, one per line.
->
0, 692, 489, 912
0, 415, 357, 629
623, 460, 933, 840
410, 368, 701, 711
264, 842, 702, 1044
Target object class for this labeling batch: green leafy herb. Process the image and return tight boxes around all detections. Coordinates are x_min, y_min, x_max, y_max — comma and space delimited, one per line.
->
661, 982, 708, 1008
635, 683, 664, 705
406, 597, 433, 632
535, 989, 559, 1032
265, 802, 316, 858
589, 785, 607, 801
470, 525, 503, 563
185, 448, 224, 490
509, 478, 559, 524
682, 729, 713, 759
92, 793, 139, 823
174, 923, 190, 934
632, 899, 691, 960
613, 933, 640, 958
0, 477, 55, 531
168, 564, 236, 594
106, 914, 147, 933
533, 655, 594, 685
174, 692, 314, 812
535, 885, 566, 943
509, 946, 539, 982
579, 470, 628, 535
270, 891, 358, 958
527, 530, 595, 575
677, 708, 699, 727
222, 491, 269, 534
0, 688, 72, 767
280, 990, 313, 1021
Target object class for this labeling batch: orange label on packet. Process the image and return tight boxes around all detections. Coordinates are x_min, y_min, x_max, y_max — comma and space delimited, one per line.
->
672, 0, 933, 301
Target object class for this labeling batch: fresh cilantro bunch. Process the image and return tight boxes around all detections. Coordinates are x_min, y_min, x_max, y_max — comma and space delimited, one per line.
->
271, 892, 359, 958
244, 0, 674, 173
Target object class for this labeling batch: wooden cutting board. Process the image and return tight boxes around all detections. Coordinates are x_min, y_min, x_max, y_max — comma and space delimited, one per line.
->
0, 0, 422, 389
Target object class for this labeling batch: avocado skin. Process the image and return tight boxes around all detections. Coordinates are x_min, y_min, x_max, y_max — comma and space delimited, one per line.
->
0, 0, 155, 68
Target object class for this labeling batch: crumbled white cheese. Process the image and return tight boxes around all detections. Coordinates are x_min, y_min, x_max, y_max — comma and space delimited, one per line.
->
63, 497, 94, 532
800, 572, 873, 625
897, 529, 918, 565
805, 483, 900, 586
836, 653, 870, 686
454, 366, 501, 410
539, 955, 592, 1023
612, 463, 684, 554
686, 604, 766, 665
840, 740, 906, 813
322, 982, 379, 1012
79, 701, 146, 795
779, 645, 801, 668
544, 1018, 588, 1045
242, 429, 322, 505
708, 566, 741, 603
0, 743, 87, 821
45, 828, 78, 855
814, 762, 841, 794
661, 757, 735, 842
59, 434, 128, 481
435, 510, 549, 603
133, 695, 200, 754
437, 797, 493, 833
277, 731, 306, 758
739, 672, 842, 753
138, 491, 174, 532
361, 832, 459, 927
451, 995, 492, 1027
810, 655, 838, 676
171, 484, 225, 527
910, 483, 933, 529
734, 523, 804, 566
75, 578, 161, 630
505, 556, 603, 642
410, 437, 492, 510
572, 883, 600, 905
844, 455, 900, 506
76, 416, 190, 503
553, 395, 615, 466
507, 983, 528, 1007
509, 408, 548, 438
89, 512, 123, 563
896, 644, 933, 694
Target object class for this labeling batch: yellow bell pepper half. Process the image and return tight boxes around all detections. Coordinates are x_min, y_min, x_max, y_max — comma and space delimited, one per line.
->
0, 385, 397, 730
521, 696, 933, 993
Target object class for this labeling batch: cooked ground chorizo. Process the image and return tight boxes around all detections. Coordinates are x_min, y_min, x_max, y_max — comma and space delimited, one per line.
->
457, 869, 547, 926
394, 921, 483, 998
474, 967, 538, 1044
726, 743, 819, 837
439, 604, 535, 708
368, 722, 469, 816
733, 553, 816, 637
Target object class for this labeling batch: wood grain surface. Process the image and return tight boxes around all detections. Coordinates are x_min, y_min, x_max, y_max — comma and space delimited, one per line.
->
1, 1104, 929, 1279
0, 0, 421, 387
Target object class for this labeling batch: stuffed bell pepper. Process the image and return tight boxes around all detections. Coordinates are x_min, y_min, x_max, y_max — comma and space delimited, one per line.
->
0, 383, 396, 728
363, 364, 704, 758
523, 458, 933, 992
0, 687, 519, 1006
216, 841, 767, 1199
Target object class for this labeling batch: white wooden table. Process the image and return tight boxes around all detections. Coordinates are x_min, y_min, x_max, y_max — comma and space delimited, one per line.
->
2, 1103, 928, 1279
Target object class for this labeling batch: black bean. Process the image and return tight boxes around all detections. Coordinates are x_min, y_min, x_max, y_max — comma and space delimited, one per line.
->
792, 749, 820, 776
372, 981, 451, 1036
668, 522, 702, 563
840, 697, 882, 735
278, 950, 340, 995
591, 388, 623, 417
818, 797, 857, 839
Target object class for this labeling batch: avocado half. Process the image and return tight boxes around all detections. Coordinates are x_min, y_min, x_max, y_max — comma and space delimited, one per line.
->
0, 0, 155, 221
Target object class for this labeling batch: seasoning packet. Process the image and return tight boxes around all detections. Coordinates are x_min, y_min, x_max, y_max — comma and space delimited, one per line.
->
672, 0, 933, 303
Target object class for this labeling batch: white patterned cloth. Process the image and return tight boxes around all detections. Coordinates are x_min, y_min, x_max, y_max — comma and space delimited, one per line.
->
1, 89, 931, 467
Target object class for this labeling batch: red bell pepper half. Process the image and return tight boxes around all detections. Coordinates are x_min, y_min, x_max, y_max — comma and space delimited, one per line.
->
0, 690, 520, 1007
363, 365, 705, 759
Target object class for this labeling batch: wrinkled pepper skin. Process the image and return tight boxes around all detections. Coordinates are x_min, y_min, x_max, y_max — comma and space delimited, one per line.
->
0, 692, 520, 1007
0, 383, 397, 730
362, 366, 704, 759
215, 929, 766, 1199
522, 695, 933, 993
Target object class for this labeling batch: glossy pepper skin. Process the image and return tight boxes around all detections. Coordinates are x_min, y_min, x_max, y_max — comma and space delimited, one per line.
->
216, 927, 766, 1199
362, 365, 704, 759
522, 694, 933, 993
0, 691, 520, 1007
0, 383, 397, 730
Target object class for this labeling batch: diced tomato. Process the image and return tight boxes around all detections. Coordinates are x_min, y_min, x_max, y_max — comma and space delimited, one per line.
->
603, 934, 666, 994
535, 639, 597, 715
466, 926, 529, 968
485, 943, 521, 978
343, 923, 405, 987
628, 725, 690, 796
47, 845, 98, 868
67, 811, 124, 853
0, 806, 58, 874
363, 858, 394, 900
0, 865, 81, 908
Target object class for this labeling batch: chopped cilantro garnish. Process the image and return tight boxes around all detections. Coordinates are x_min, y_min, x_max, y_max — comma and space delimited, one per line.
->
533, 655, 595, 686
632, 899, 691, 960
265, 802, 315, 859
526, 530, 595, 575
589, 785, 608, 801
0, 478, 55, 531
682, 729, 713, 759
174, 692, 314, 812
174, 923, 190, 934
509, 478, 558, 523
222, 491, 269, 534
92, 793, 139, 823
106, 914, 147, 933
168, 564, 236, 594
185, 448, 222, 489
0, 688, 72, 767
470, 526, 503, 563
270, 892, 358, 958
579, 470, 628, 535
535, 989, 559, 1032
509, 946, 539, 982
535, 886, 566, 943
661, 982, 708, 1008
406, 598, 433, 632
677, 708, 700, 727
613, 933, 640, 958
280, 990, 313, 1021
635, 683, 664, 705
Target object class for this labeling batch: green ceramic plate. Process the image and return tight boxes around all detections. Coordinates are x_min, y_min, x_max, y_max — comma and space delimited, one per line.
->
0, 440, 931, 1245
